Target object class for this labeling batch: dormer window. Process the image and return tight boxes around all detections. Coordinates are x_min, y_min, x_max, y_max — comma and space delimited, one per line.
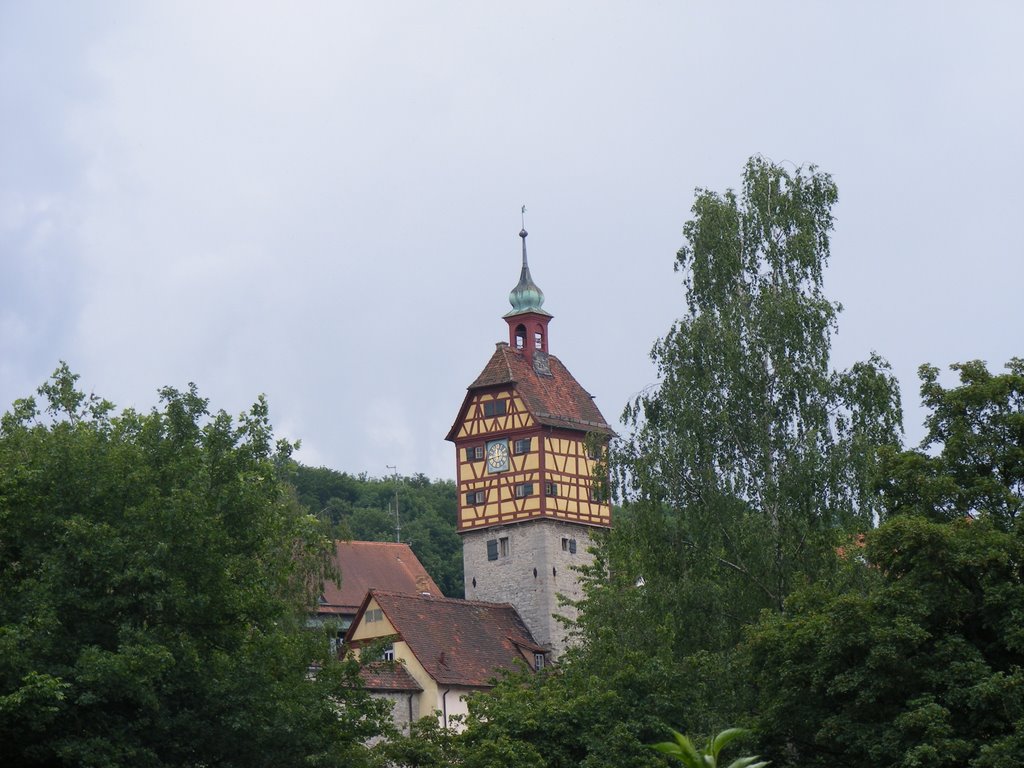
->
534, 652, 545, 670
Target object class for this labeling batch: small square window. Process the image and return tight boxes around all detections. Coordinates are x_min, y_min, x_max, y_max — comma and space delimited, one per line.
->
515, 483, 533, 498
544, 481, 558, 497
465, 490, 485, 506
484, 400, 507, 417
514, 438, 532, 454
383, 644, 395, 662
466, 446, 484, 461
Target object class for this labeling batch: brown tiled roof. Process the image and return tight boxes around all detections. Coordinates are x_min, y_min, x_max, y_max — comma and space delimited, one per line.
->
447, 343, 613, 439
362, 590, 544, 687
359, 661, 423, 692
319, 541, 442, 616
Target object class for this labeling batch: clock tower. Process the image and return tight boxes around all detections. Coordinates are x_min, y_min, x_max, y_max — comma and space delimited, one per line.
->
445, 227, 613, 658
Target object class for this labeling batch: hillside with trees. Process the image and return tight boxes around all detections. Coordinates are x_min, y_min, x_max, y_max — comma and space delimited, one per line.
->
287, 465, 462, 597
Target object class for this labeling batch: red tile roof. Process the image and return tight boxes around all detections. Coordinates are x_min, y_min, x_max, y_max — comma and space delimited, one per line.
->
354, 590, 545, 687
319, 541, 442, 616
359, 661, 423, 692
447, 343, 613, 440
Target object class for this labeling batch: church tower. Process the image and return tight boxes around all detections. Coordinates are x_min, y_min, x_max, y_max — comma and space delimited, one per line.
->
445, 227, 613, 658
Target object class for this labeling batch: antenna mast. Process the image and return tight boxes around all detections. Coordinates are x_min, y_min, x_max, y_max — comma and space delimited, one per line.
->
386, 465, 400, 542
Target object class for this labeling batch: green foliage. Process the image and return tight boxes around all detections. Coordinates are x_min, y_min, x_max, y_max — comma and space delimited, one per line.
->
290, 464, 463, 596
878, 358, 1024, 530
651, 727, 768, 768
746, 515, 1024, 768
379, 715, 466, 767
0, 364, 390, 767
613, 156, 902, 647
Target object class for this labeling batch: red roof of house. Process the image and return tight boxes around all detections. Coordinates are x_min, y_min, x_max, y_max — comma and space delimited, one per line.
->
351, 590, 545, 688
446, 343, 613, 440
359, 661, 423, 692
319, 541, 442, 616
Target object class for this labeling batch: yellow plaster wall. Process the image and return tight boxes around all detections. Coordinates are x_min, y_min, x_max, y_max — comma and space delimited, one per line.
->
349, 598, 396, 640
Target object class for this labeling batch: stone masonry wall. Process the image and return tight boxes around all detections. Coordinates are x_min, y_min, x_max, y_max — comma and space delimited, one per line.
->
462, 519, 600, 658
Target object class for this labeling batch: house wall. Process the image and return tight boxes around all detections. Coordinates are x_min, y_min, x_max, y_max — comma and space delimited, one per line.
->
429, 685, 478, 731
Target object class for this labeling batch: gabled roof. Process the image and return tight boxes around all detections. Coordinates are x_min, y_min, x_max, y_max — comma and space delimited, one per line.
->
446, 343, 613, 440
319, 541, 442, 616
350, 590, 545, 687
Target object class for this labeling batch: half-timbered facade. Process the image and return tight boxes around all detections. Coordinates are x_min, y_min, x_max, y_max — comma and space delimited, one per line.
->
445, 227, 613, 657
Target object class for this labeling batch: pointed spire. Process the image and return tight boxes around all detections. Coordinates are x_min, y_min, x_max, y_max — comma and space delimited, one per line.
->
506, 210, 549, 317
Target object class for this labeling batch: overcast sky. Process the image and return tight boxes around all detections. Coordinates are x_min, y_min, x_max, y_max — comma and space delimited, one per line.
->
3, 2, 1022, 480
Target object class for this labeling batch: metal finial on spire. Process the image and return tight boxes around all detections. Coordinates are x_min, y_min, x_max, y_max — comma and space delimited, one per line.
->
506, 206, 548, 317
520, 205, 528, 266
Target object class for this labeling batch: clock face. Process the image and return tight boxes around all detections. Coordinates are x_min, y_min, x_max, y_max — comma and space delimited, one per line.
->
486, 439, 509, 473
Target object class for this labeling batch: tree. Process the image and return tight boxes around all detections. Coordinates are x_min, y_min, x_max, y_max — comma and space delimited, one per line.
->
746, 515, 1024, 768
608, 156, 902, 651
0, 364, 390, 767
878, 358, 1024, 530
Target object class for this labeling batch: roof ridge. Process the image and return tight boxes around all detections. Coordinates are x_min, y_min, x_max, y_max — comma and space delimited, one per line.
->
336, 540, 411, 547
371, 589, 515, 609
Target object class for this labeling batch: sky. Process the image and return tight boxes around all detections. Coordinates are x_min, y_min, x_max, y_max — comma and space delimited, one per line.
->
2, 2, 1022, 481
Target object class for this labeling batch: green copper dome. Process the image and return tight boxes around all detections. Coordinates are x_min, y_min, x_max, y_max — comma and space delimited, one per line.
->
505, 228, 551, 318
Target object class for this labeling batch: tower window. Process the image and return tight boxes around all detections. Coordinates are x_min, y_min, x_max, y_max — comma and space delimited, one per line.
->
466, 445, 484, 461
483, 400, 507, 417
545, 481, 558, 497
534, 330, 543, 349
487, 537, 510, 561
514, 438, 531, 454
515, 483, 534, 498
465, 490, 485, 505
515, 324, 527, 350
561, 537, 576, 553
